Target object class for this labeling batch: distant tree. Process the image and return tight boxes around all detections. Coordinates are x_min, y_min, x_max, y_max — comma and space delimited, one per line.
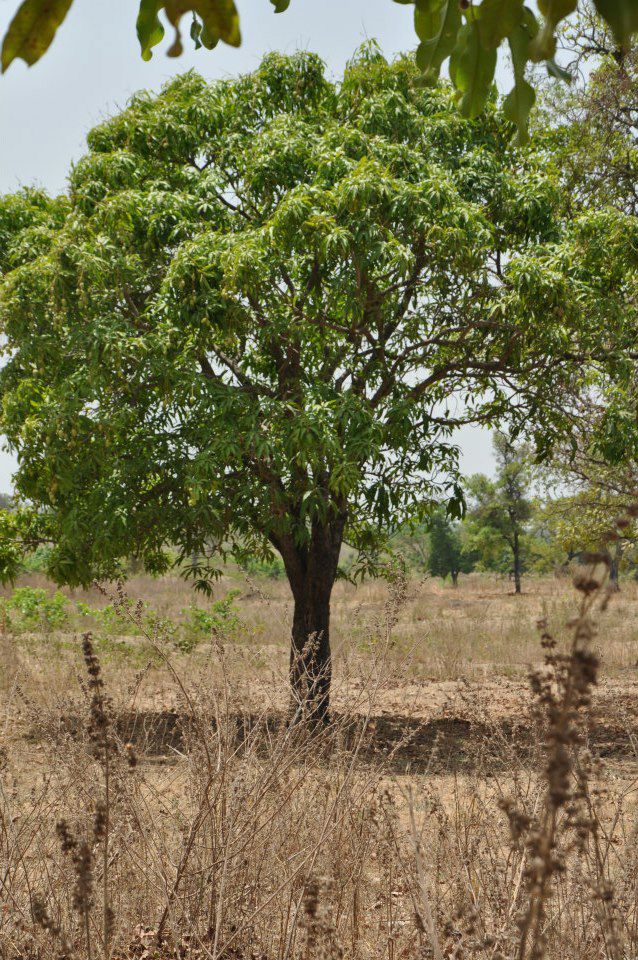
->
540, 489, 636, 589
0, 53, 636, 720
465, 434, 535, 594
535, 10, 638, 588
541, 394, 638, 590
389, 523, 431, 574
428, 510, 472, 586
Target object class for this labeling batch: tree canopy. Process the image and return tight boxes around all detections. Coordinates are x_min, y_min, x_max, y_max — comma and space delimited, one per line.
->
3, 1, 638, 141
1, 49, 636, 715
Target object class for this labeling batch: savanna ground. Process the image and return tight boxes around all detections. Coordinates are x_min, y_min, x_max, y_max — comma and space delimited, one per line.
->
3, 567, 638, 959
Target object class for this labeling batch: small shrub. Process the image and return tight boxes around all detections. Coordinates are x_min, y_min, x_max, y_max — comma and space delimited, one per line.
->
241, 556, 286, 580
179, 590, 242, 651
77, 601, 140, 635
93, 634, 161, 667
8, 587, 68, 632
22, 545, 54, 574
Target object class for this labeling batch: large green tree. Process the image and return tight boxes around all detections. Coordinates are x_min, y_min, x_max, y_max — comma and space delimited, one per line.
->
0, 50, 636, 719
3, 1, 638, 141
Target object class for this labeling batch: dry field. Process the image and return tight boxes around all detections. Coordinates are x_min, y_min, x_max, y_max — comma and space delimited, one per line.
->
2, 569, 638, 959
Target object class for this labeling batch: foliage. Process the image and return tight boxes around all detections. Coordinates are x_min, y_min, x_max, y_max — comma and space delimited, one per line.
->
389, 522, 431, 573
427, 509, 473, 583
22, 544, 54, 573
2, 585, 69, 631
76, 600, 136, 635
531, 10, 638, 581
540, 490, 636, 551
0, 507, 56, 584
179, 589, 242, 650
0, 578, 243, 649
540, 430, 638, 584
3, 1, 638, 140
0, 51, 635, 600
464, 434, 535, 590
538, 10, 638, 217
240, 555, 286, 580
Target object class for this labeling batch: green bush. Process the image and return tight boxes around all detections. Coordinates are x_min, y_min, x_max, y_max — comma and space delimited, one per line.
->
179, 590, 242, 651
7, 587, 68, 631
76, 600, 178, 643
76, 600, 131, 634
240, 556, 286, 580
22, 545, 54, 574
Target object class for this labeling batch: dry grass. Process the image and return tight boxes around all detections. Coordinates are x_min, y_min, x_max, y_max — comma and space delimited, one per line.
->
8, 568, 638, 681
2, 568, 638, 958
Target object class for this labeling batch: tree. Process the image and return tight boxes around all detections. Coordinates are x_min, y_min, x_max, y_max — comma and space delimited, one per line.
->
538, 7, 638, 217
3, 0, 638, 141
539, 391, 638, 589
465, 434, 535, 593
428, 510, 472, 585
531, 10, 638, 587
0, 51, 636, 720
388, 522, 431, 573
540, 490, 637, 587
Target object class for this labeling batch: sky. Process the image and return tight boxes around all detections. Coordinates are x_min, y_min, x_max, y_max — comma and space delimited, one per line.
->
0, 0, 496, 489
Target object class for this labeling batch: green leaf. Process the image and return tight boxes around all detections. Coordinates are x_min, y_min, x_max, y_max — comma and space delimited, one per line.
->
169, 0, 240, 47
473, 0, 525, 49
137, 0, 165, 62
503, 7, 539, 143
592, 0, 638, 47
138, 1, 240, 58
190, 14, 202, 49
545, 56, 572, 80
415, 0, 462, 82
200, 21, 219, 49
1, 0, 73, 72
503, 76, 535, 144
531, 0, 577, 60
270, 0, 290, 10
414, 0, 445, 42
449, 21, 497, 120
537, 0, 578, 27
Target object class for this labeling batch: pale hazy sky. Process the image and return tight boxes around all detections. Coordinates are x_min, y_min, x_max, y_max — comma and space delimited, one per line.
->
0, 0, 495, 488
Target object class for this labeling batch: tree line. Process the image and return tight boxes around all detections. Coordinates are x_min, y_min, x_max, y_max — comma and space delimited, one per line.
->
393, 432, 638, 594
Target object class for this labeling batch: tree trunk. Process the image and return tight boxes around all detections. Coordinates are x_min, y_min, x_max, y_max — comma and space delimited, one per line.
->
609, 542, 621, 592
513, 531, 522, 595
289, 576, 334, 725
451, 570, 458, 587
274, 509, 346, 726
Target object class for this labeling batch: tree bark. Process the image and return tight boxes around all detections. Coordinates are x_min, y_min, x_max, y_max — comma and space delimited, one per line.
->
513, 531, 522, 595
273, 508, 346, 725
289, 576, 333, 725
451, 570, 458, 587
609, 542, 621, 592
